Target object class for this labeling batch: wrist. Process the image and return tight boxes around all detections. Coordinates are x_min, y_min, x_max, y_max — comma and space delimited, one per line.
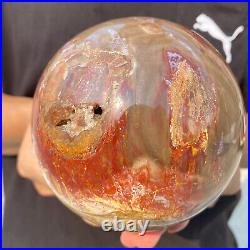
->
2, 94, 33, 155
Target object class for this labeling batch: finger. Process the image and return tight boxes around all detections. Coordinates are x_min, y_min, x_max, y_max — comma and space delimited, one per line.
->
16, 162, 29, 178
33, 182, 54, 197
17, 125, 40, 178
25, 126, 47, 184
31, 166, 49, 187
18, 160, 50, 190
167, 220, 189, 234
120, 229, 165, 248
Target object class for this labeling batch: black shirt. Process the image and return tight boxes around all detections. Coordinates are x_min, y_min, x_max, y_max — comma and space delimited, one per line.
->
3, 2, 247, 247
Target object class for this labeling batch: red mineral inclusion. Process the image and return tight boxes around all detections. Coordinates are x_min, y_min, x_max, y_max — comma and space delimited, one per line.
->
35, 49, 215, 219
33, 17, 244, 225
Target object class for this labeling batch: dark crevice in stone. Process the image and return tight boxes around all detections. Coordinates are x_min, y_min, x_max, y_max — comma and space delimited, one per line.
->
93, 104, 103, 115
56, 119, 71, 127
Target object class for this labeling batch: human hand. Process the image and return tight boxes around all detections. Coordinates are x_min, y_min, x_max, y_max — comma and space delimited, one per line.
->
17, 124, 54, 197
120, 220, 189, 248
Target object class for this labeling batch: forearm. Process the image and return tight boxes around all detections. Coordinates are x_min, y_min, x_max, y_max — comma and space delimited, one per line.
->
2, 93, 33, 155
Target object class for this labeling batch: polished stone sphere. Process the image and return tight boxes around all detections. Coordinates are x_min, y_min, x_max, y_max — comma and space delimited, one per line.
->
32, 17, 245, 228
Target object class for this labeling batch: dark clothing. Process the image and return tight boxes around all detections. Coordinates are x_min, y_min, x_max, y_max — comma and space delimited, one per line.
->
3, 2, 247, 247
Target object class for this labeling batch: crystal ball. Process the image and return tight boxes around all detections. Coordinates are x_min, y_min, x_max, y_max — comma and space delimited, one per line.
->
32, 17, 245, 228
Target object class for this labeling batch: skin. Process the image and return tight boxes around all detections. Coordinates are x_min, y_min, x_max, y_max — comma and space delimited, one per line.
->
2, 92, 247, 247
2, 93, 53, 196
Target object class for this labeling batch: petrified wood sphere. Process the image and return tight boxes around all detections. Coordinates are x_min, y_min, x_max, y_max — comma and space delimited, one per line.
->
32, 17, 245, 227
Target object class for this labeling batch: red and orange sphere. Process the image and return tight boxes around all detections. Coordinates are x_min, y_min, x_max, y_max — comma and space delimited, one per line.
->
32, 17, 245, 227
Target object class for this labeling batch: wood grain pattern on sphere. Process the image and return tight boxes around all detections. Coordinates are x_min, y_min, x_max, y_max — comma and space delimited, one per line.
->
32, 17, 245, 227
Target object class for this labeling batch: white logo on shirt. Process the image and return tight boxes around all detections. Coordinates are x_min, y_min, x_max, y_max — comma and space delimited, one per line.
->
193, 13, 244, 63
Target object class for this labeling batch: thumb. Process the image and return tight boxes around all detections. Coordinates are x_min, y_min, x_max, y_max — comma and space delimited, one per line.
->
120, 229, 165, 248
